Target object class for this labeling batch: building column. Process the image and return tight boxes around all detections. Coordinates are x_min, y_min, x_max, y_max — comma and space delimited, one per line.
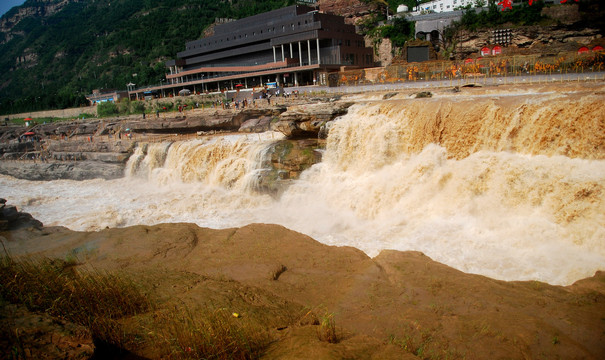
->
290, 43, 293, 59
281, 44, 285, 61
298, 41, 302, 65
316, 38, 320, 65
307, 39, 311, 65
273, 46, 277, 63
294, 72, 299, 86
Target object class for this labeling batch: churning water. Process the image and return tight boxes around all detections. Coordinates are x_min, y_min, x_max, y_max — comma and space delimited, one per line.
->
2, 91, 604, 285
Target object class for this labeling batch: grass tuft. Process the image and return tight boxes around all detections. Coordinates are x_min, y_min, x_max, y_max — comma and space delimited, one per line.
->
0, 255, 150, 347
153, 306, 270, 359
317, 312, 340, 344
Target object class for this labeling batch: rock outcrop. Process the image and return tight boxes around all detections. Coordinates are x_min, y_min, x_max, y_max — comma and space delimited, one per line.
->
256, 139, 324, 194
121, 108, 283, 134
0, 198, 42, 231
318, 0, 377, 25
273, 101, 354, 138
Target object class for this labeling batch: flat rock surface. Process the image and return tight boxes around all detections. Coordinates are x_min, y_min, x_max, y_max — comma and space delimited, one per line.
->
2, 222, 603, 359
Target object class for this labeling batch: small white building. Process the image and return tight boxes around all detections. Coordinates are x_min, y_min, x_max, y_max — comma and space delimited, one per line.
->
415, 0, 476, 14
396, 4, 408, 13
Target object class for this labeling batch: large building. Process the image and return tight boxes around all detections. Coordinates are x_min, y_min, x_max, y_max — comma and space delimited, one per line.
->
133, 5, 373, 98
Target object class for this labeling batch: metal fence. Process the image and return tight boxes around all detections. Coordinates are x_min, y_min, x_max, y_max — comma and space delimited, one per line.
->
337, 51, 605, 86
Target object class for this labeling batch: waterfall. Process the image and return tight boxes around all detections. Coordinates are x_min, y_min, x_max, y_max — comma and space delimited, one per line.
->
269, 93, 605, 284
124, 133, 283, 191
3, 88, 604, 285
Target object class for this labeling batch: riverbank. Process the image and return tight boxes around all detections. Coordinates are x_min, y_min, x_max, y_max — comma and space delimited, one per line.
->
1, 202, 604, 359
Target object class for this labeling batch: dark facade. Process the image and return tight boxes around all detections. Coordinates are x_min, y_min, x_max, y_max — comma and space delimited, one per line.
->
134, 5, 373, 97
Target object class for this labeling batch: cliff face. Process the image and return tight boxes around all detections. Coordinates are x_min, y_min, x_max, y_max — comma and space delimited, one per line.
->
318, 0, 376, 25
456, 24, 603, 60
0, 0, 74, 44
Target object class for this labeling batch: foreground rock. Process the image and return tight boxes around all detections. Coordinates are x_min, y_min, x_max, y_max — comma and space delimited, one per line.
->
2, 217, 603, 359
0, 303, 94, 360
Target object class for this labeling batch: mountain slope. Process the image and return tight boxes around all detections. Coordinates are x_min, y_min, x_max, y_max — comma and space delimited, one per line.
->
0, 0, 297, 115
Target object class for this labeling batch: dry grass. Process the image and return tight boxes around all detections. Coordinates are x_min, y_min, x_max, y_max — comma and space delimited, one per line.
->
0, 255, 149, 347
153, 306, 270, 359
0, 254, 271, 358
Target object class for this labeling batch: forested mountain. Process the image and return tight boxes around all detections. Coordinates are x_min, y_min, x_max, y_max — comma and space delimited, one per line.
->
0, 0, 298, 115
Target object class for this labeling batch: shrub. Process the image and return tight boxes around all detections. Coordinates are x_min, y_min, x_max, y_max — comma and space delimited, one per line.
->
96, 102, 119, 117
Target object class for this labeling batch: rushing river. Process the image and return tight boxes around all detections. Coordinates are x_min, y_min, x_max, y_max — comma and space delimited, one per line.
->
2, 90, 604, 286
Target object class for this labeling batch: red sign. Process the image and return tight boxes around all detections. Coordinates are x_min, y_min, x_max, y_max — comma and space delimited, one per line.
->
593, 46, 604, 52
577, 47, 589, 54
481, 47, 491, 56
500, 0, 577, 12
492, 46, 502, 56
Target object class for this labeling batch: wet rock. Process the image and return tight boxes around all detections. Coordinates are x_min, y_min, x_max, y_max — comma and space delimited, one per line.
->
273, 102, 353, 139
0, 199, 42, 230
239, 116, 275, 133
410, 91, 432, 99
0, 161, 125, 181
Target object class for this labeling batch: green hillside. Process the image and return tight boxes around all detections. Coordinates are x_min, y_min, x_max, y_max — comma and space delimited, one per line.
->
0, 0, 297, 115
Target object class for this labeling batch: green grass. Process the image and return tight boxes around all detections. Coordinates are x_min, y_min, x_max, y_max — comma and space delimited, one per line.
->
317, 311, 340, 344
